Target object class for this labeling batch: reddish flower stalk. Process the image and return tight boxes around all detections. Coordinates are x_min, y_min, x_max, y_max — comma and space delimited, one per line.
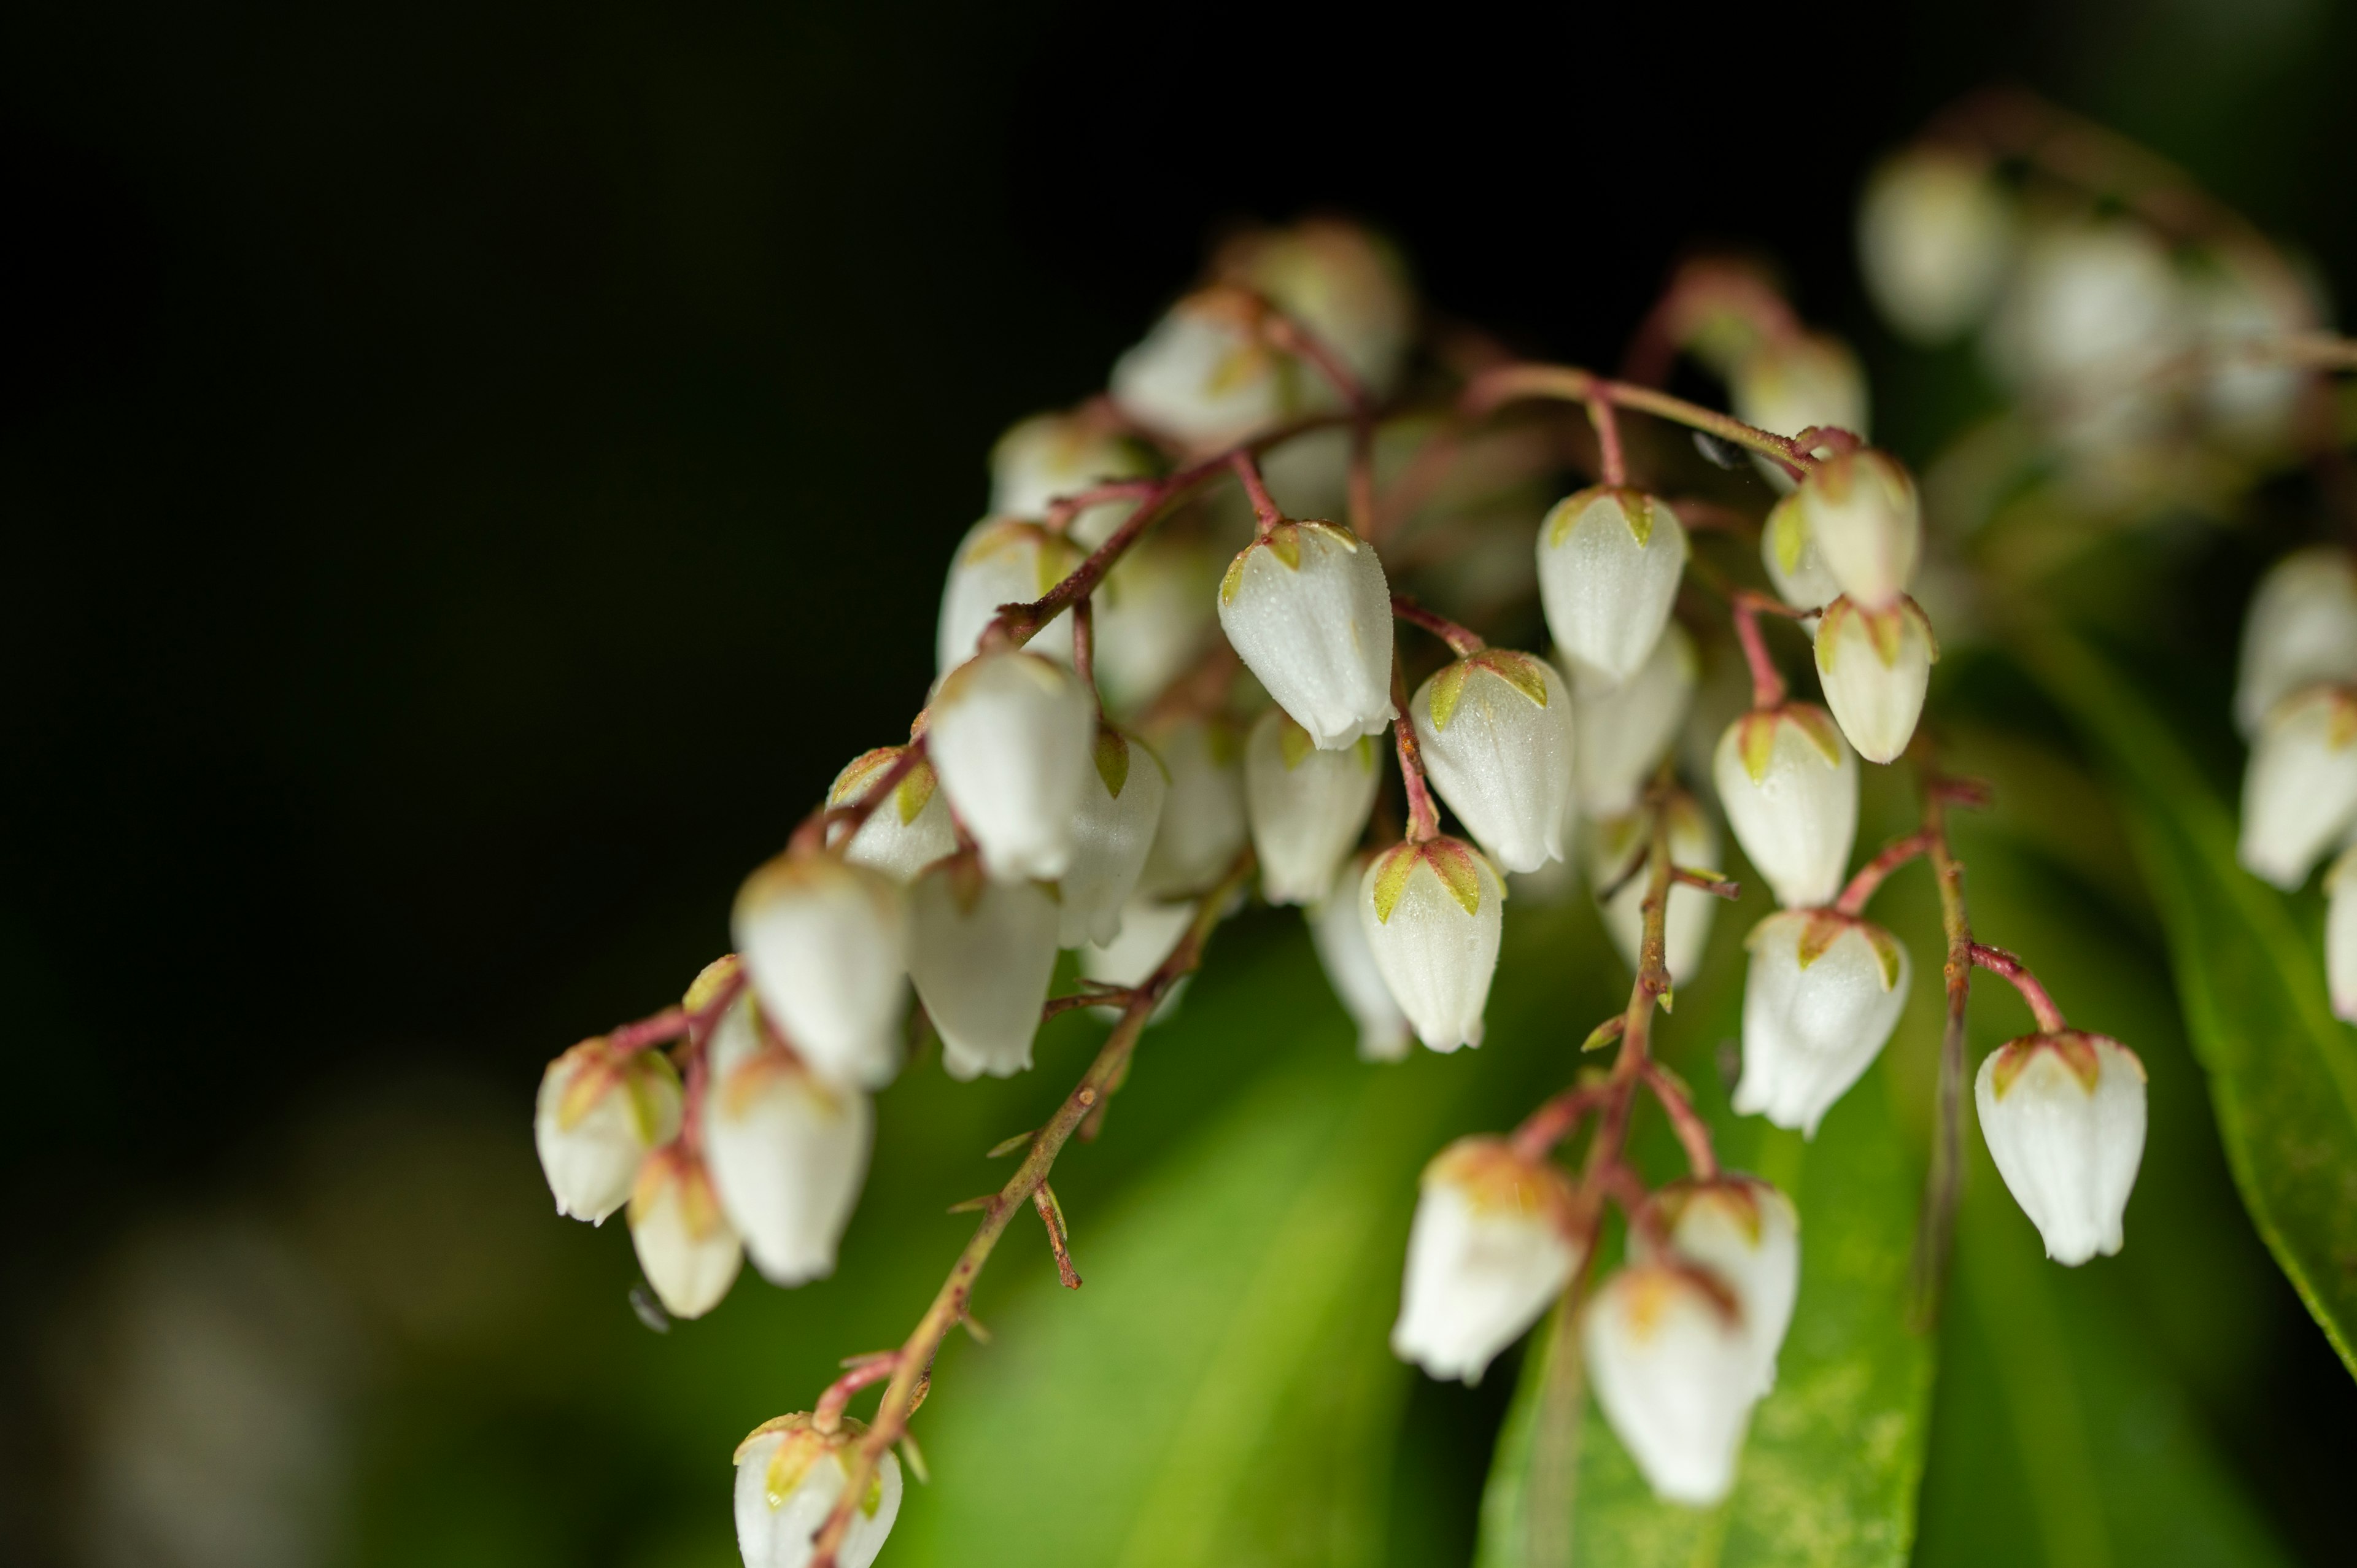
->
1390, 592, 1487, 657
1389, 657, 1442, 844
1731, 589, 1806, 709
789, 740, 929, 859
1834, 830, 1933, 916
1640, 1062, 1720, 1180
1587, 390, 1628, 486
1231, 449, 1287, 534
811, 1354, 900, 1435
1968, 942, 2068, 1032
608, 964, 746, 1057
1462, 361, 1816, 481
1510, 1082, 1615, 1159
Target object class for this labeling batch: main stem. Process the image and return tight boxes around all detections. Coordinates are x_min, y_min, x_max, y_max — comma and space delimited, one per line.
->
1910, 770, 1974, 1326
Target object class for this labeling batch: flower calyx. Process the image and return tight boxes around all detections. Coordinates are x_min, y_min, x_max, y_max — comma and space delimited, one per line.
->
1422, 648, 1554, 733
1217, 519, 1354, 605
1984, 1027, 2143, 1099
1369, 836, 1500, 924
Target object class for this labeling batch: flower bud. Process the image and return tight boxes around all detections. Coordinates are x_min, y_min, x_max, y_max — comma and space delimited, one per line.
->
908, 855, 1060, 1081
1245, 709, 1381, 905
935, 519, 1080, 674
1217, 521, 1395, 750
1975, 1030, 2148, 1265
1391, 1137, 1583, 1383
1094, 535, 1220, 712
1215, 217, 1416, 397
629, 1145, 742, 1320
1735, 910, 1910, 1138
1536, 486, 1689, 686
1058, 727, 1167, 948
2328, 847, 2357, 1023
1584, 1262, 1757, 1506
1358, 836, 1506, 1052
2238, 684, 2357, 889
1110, 289, 1293, 450
826, 747, 958, 883
732, 854, 909, 1089
1794, 450, 1919, 610
1411, 650, 1576, 875
1729, 332, 1870, 492
1856, 147, 2014, 345
1635, 1178, 1800, 1397
704, 997, 872, 1286
1759, 492, 1843, 614
927, 648, 1096, 882
1813, 595, 1937, 765
1081, 898, 1198, 1023
2234, 547, 2357, 736
1587, 798, 1720, 986
734, 1415, 903, 1568
988, 410, 1156, 546
1713, 705, 1859, 909
1136, 717, 1248, 898
534, 1040, 683, 1224
1567, 624, 1697, 817
1310, 857, 1411, 1061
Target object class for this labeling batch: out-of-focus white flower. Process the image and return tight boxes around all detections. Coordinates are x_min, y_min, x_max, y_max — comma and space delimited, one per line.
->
1310, 856, 1411, 1060
1411, 649, 1576, 875
1730, 332, 1870, 491
1814, 595, 1937, 765
1587, 797, 1721, 986
1568, 624, 1697, 817
704, 997, 872, 1287
1081, 898, 1198, 1023
1058, 727, 1167, 948
936, 519, 1081, 673
1217, 520, 1395, 748
1217, 217, 1417, 398
734, 1415, 903, 1568
1857, 147, 2015, 344
1794, 450, 1919, 611
629, 1145, 742, 1320
732, 853, 909, 1089
1358, 836, 1506, 1052
1735, 909, 1910, 1138
2328, 846, 2357, 1023
2188, 245, 2320, 451
1245, 709, 1381, 905
988, 409, 1156, 545
1760, 492, 1844, 614
907, 855, 1061, 1081
1094, 535, 1220, 711
927, 648, 1096, 882
534, 1039, 683, 1224
1986, 219, 2189, 450
1713, 705, 1859, 909
1634, 1178, 1800, 1396
2234, 547, 2357, 736
1136, 717, 1247, 898
2238, 684, 2357, 889
1111, 288, 1296, 450
1536, 487, 1688, 686
1584, 1262, 1759, 1506
826, 746, 958, 883
1975, 1030, 2148, 1266
1391, 1137, 1584, 1383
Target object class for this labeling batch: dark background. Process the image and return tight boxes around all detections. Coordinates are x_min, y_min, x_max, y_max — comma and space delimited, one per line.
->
4, 0, 2353, 1563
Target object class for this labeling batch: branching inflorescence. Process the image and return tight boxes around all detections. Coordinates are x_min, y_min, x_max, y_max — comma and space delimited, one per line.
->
527, 96, 2357, 1568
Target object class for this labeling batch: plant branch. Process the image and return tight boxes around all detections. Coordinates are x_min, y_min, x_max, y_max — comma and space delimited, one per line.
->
1910, 751, 1985, 1326
1968, 942, 2068, 1032
1835, 830, 1932, 916
1462, 362, 1817, 480
1390, 592, 1487, 657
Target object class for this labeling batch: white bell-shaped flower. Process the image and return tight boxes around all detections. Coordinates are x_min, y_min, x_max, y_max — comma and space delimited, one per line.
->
1358, 836, 1506, 1052
1736, 910, 1910, 1138
734, 1416, 904, 1568
1245, 709, 1381, 905
1986, 220, 2188, 412
1814, 595, 1937, 765
988, 409, 1156, 545
1057, 727, 1167, 948
1216, 217, 1416, 396
2327, 846, 2357, 1023
1217, 521, 1395, 749
1391, 1137, 1583, 1383
1587, 798, 1720, 986
1730, 332, 1870, 491
1760, 492, 1844, 614
1634, 1178, 1800, 1396
703, 997, 872, 1286
1975, 1030, 2148, 1265
1584, 1262, 1759, 1506
2238, 684, 2357, 889
1310, 860, 1411, 1060
1136, 717, 1247, 898
826, 746, 958, 883
629, 1145, 742, 1319
732, 853, 909, 1089
2234, 547, 2357, 736
1568, 624, 1697, 817
1411, 649, 1576, 875
907, 855, 1060, 1081
1082, 898, 1198, 1024
1794, 450, 1919, 610
927, 648, 1096, 882
1857, 147, 2015, 345
1536, 486, 1689, 686
2191, 247, 2320, 452
534, 1039, 683, 1224
935, 519, 1080, 674
1110, 289, 1294, 450
1713, 705, 1859, 909
1094, 535, 1219, 711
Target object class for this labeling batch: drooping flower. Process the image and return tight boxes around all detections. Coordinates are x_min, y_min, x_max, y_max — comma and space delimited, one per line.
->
1536, 486, 1689, 686
1110, 288, 1296, 450
629, 1144, 743, 1320
1217, 521, 1395, 749
1735, 908, 1911, 1138
1975, 1030, 2148, 1265
927, 648, 1096, 882
1391, 1137, 1584, 1383
1567, 623, 1697, 818
988, 409, 1156, 546
733, 1415, 903, 1568
2329, 846, 2357, 1024
1136, 716, 1248, 898
2238, 684, 2357, 889
1358, 836, 1506, 1052
1792, 450, 1919, 611
732, 852, 909, 1089
534, 1038, 683, 1224
1759, 492, 1843, 614
907, 854, 1061, 1081
1713, 705, 1859, 909
1057, 727, 1167, 948
1309, 857, 1411, 1061
1814, 595, 1937, 765
1080, 898, 1199, 1024
1214, 217, 1417, 397
1092, 534, 1220, 712
1856, 147, 2015, 345
2234, 547, 2357, 736
1584, 1262, 1759, 1506
1587, 797, 1721, 986
826, 746, 958, 884
703, 997, 872, 1287
1411, 649, 1576, 875
1633, 1177, 1800, 1396
1244, 709, 1382, 905
935, 518, 1081, 673
1986, 219, 2189, 421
